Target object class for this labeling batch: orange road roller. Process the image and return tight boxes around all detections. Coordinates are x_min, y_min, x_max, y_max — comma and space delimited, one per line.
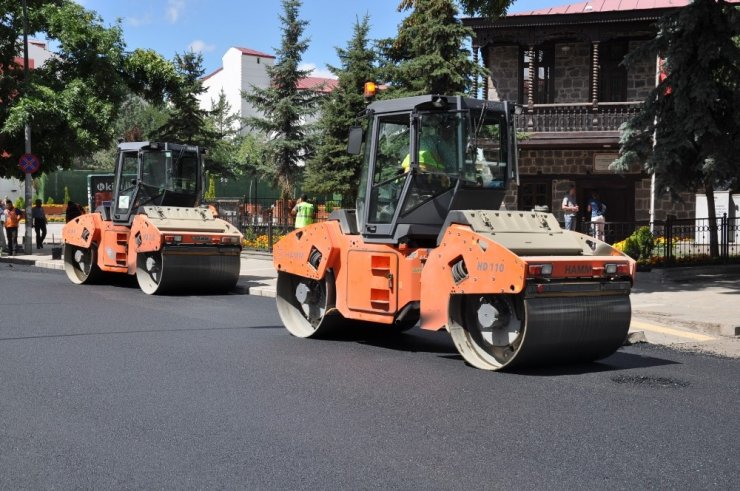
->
273, 95, 636, 370
62, 142, 242, 294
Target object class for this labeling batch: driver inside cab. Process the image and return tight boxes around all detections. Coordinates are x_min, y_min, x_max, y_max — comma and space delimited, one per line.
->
400, 122, 453, 173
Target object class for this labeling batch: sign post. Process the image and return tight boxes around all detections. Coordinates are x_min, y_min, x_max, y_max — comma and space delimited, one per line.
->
18, 152, 39, 255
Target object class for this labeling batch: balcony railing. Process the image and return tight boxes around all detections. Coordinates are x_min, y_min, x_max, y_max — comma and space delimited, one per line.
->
514, 101, 643, 133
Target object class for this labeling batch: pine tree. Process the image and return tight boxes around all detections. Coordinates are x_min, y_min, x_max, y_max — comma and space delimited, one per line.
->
304, 15, 376, 203
205, 90, 244, 178
612, 0, 740, 257
379, 0, 486, 96
243, 0, 322, 198
400, 0, 513, 17
154, 51, 214, 146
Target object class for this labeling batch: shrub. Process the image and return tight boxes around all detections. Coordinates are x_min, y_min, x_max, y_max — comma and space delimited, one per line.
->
46, 196, 55, 205
63, 186, 71, 204
633, 226, 655, 260
14, 196, 25, 210
623, 236, 641, 260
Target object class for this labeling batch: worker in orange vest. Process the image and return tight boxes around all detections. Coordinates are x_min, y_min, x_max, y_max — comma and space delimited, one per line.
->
4, 199, 22, 256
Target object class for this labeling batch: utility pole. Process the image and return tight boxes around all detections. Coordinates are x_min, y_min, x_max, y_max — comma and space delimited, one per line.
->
22, 0, 33, 254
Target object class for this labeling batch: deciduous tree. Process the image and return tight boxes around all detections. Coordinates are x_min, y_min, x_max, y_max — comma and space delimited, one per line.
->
0, 0, 178, 177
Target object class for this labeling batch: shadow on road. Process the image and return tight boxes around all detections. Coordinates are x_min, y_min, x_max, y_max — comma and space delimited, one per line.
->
323, 326, 457, 355
509, 349, 680, 377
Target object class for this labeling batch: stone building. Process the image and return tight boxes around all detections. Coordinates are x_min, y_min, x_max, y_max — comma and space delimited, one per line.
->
465, 0, 696, 233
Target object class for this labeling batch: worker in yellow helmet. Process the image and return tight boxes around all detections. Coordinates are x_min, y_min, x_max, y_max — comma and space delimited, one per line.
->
291, 194, 315, 229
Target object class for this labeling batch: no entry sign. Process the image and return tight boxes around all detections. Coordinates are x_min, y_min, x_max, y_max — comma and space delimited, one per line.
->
18, 153, 41, 174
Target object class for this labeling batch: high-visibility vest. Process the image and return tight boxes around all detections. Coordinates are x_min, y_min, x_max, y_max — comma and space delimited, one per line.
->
4, 208, 20, 228
401, 148, 445, 172
294, 202, 315, 228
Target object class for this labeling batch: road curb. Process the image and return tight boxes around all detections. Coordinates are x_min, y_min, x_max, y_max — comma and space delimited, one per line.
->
633, 309, 739, 338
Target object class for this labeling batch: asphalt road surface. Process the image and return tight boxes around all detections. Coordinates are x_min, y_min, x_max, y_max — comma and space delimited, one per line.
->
1, 264, 738, 490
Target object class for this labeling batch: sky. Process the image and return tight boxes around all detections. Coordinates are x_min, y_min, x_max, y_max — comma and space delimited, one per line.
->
73, 0, 546, 78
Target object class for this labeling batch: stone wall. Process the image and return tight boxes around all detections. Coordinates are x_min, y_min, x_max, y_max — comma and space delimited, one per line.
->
634, 178, 696, 220
627, 41, 655, 101
518, 148, 594, 175
508, 149, 696, 222
553, 42, 591, 103
487, 45, 519, 102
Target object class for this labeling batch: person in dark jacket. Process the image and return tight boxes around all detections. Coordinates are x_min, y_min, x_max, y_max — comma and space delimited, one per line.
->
65, 201, 84, 223
32, 199, 47, 249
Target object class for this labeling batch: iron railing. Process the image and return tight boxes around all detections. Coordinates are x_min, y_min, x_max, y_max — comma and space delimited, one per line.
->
515, 101, 642, 132
580, 214, 739, 264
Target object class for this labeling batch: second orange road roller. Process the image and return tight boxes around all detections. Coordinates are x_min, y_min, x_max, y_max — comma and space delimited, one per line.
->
273, 94, 636, 371
62, 141, 242, 294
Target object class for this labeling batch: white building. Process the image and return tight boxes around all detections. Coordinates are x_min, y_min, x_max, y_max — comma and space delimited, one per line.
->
199, 46, 338, 133
26, 39, 54, 67
200, 47, 275, 133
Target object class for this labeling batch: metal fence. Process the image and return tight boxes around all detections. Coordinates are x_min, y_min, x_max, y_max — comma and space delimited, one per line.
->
225, 195, 739, 263
581, 214, 740, 264
208, 197, 353, 250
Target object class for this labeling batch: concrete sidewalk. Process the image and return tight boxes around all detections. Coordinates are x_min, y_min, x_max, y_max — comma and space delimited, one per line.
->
2, 246, 737, 354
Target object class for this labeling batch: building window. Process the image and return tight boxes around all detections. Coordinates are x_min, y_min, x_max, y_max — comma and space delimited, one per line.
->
598, 40, 628, 102
520, 45, 554, 105
518, 180, 552, 211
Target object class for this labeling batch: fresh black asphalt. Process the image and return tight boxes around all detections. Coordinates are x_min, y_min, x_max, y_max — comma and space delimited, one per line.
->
1, 264, 738, 489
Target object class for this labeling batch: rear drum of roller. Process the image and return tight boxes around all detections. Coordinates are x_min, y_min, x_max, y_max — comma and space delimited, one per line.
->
136, 249, 240, 295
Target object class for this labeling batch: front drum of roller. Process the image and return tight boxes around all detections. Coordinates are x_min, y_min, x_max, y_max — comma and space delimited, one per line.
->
449, 293, 631, 371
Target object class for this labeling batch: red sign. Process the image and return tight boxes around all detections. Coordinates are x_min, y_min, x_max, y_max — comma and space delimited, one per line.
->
18, 153, 40, 174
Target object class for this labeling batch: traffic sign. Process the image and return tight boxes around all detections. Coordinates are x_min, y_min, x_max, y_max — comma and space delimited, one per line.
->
18, 153, 41, 174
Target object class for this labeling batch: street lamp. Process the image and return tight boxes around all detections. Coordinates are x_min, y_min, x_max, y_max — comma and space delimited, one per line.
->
22, 0, 33, 254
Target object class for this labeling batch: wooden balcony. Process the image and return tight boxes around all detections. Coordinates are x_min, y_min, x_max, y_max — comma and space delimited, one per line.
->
514, 101, 643, 133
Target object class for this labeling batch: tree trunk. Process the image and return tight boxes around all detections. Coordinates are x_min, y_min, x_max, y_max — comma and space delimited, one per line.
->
705, 181, 720, 258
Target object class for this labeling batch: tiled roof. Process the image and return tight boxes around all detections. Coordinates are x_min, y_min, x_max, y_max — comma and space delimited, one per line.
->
511, 0, 691, 16
202, 66, 222, 81
235, 47, 275, 59
297, 76, 338, 93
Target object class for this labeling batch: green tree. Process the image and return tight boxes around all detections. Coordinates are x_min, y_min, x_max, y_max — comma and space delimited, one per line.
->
83, 95, 171, 170
612, 0, 740, 257
379, 0, 485, 97
243, 0, 323, 198
304, 15, 376, 203
204, 90, 244, 179
0, 0, 179, 177
153, 51, 213, 146
399, 0, 513, 17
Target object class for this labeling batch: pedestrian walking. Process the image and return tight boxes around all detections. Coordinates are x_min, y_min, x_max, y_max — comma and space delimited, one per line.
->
4, 199, 22, 256
588, 191, 607, 241
291, 194, 315, 229
561, 185, 579, 231
32, 199, 47, 249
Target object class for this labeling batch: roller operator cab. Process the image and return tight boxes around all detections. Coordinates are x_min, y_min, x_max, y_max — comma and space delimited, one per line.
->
62, 142, 243, 295
273, 95, 636, 371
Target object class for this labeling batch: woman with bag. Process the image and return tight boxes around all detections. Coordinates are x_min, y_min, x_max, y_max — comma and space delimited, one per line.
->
588, 191, 607, 241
